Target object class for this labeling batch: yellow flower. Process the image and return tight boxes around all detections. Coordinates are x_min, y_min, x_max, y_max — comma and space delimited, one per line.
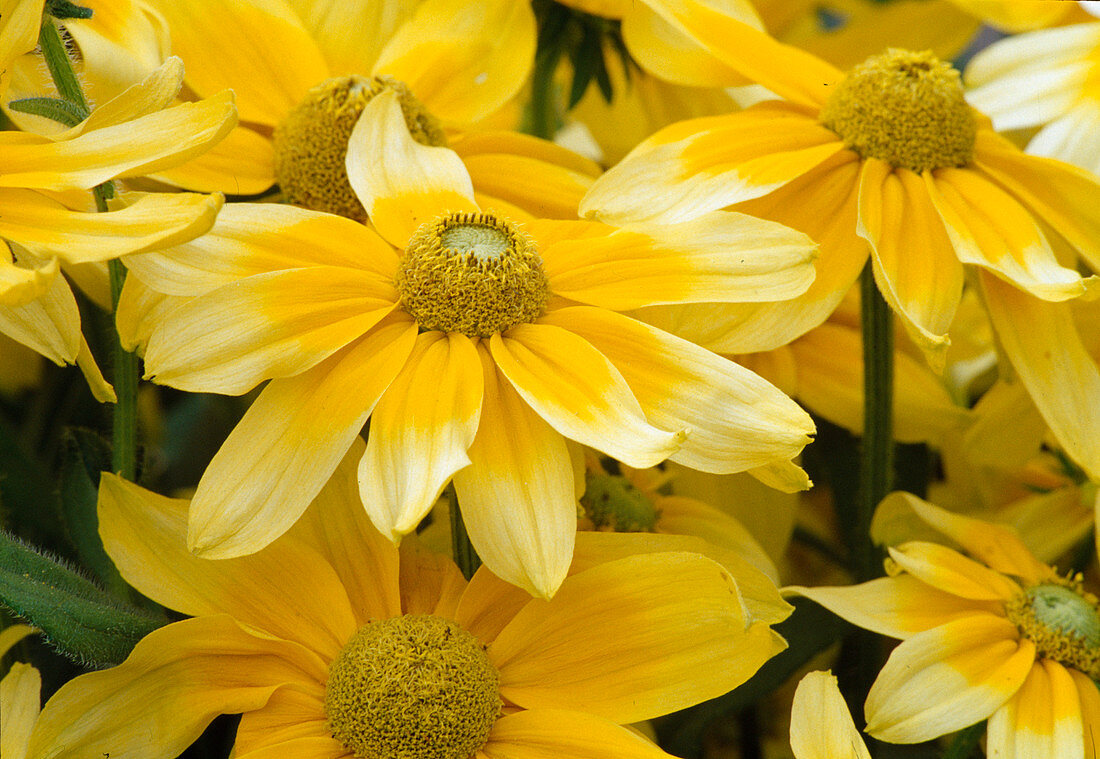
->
789, 671, 871, 759
582, 6, 1100, 369
966, 21, 1100, 175
945, 0, 1091, 32
0, 43, 236, 401
24, 442, 792, 759
0, 625, 40, 759
120, 87, 817, 597
790, 494, 1100, 755
137, 0, 602, 215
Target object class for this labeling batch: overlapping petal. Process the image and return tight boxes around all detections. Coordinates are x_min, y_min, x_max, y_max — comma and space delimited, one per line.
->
482, 709, 674, 759
790, 672, 871, 759
541, 307, 814, 473
186, 318, 417, 559
359, 331, 483, 539
452, 345, 576, 599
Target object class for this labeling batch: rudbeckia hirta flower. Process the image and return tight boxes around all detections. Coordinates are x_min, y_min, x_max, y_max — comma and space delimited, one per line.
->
120, 87, 817, 597
24, 442, 792, 759
0, 31, 236, 400
790, 493, 1100, 756
139, 0, 601, 217
581, 2, 1100, 373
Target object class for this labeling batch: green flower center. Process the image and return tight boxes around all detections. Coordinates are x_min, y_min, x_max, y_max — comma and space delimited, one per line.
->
1005, 580, 1100, 678
324, 614, 502, 759
395, 211, 551, 337
819, 49, 976, 173
273, 75, 446, 222
581, 471, 660, 532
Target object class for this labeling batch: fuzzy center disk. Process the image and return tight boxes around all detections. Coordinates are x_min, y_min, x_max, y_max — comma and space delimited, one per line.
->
1005, 579, 1100, 678
324, 614, 502, 759
581, 471, 660, 532
395, 211, 551, 337
273, 75, 446, 222
819, 48, 976, 173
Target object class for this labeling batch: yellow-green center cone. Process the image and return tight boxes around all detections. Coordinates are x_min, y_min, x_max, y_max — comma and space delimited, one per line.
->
325, 614, 502, 759
820, 49, 976, 173
273, 75, 447, 222
581, 471, 660, 532
396, 211, 551, 337
1005, 579, 1100, 678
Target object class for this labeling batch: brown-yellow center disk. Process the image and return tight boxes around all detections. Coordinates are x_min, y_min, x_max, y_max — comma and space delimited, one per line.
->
273, 75, 446, 222
581, 471, 660, 532
1004, 577, 1100, 678
819, 49, 976, 173
325, 614, 502, 759
395, 211, 551, 337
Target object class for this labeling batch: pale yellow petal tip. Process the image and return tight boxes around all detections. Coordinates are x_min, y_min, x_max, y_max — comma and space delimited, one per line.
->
75, 337, 116, 403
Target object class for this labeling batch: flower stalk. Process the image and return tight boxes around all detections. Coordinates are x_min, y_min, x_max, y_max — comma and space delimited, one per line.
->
41, 10, 138, 480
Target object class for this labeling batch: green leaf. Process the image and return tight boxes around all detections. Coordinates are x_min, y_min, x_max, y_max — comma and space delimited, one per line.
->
567, 25, 600, 108
0, 530, 164, 667
45, 0, 94, 19
7, 96, 87, 126
58, 428, 128, 597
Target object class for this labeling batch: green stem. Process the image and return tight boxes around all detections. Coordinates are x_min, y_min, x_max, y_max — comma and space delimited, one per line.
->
37, 16, 88, 113
941, 722, 985, 759
857, 262, 894, 582
449, 490, 481, 580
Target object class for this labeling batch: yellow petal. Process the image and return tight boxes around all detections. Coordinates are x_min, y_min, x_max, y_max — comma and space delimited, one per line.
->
581, 103, 846, 225
398, 537, 468, 618
491, 552, 783, 723
124, 202, 399, 297
0, 190, 222, 264
637, 151, 864, 354
571, 530, 792, 625
0, 0, 44, 73
633, 0, 840, 107
790, 671, 871, 759
0, 242, 58, 307
346, 88, 477, 248
0, 91, 238, 191
284, 437, 402, 626
541, 307, 815, 473
452, 345, 577, 599
0, 270, 81, 364
621, 0, 760, 88
483, 709, 672, 759
539, 211, 816, 309
973, 129, 1100, 276
988, 660, 1085, 759
980, 271, 1100, 480
58, 56, 186, 138
491, 326, 683, 468
792, 322, 971, 444
25, 615, 328, 759
787, 576, 1003, 639
1027, 102, 1100, 177
187, 318, 417, 559
926, 168, 1087, 301
152, 124, 276, 195
887, 542, 1022, 601
656, 495, 781, 583
858, 160, 963, 367
283, 0, 416, 75
360, 331, 483, 538
1071, 668, 1100, 759
1, 662, 40, 759
98, 474, 357, 660
454, 566, 536, 644
75, 334, 116, 404
864, 615, 1034, 742
372, 0, 535, 125
875, 492, 1050, 586
233, 687, 339, 759
142, 0, 328, 125
142, 266, 396, 394
114, 275, 176, 353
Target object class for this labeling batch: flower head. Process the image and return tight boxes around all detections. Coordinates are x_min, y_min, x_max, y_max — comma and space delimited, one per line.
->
24, 442, 792, 759
790, 493, 1100, 755
121, 86, 817, 597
